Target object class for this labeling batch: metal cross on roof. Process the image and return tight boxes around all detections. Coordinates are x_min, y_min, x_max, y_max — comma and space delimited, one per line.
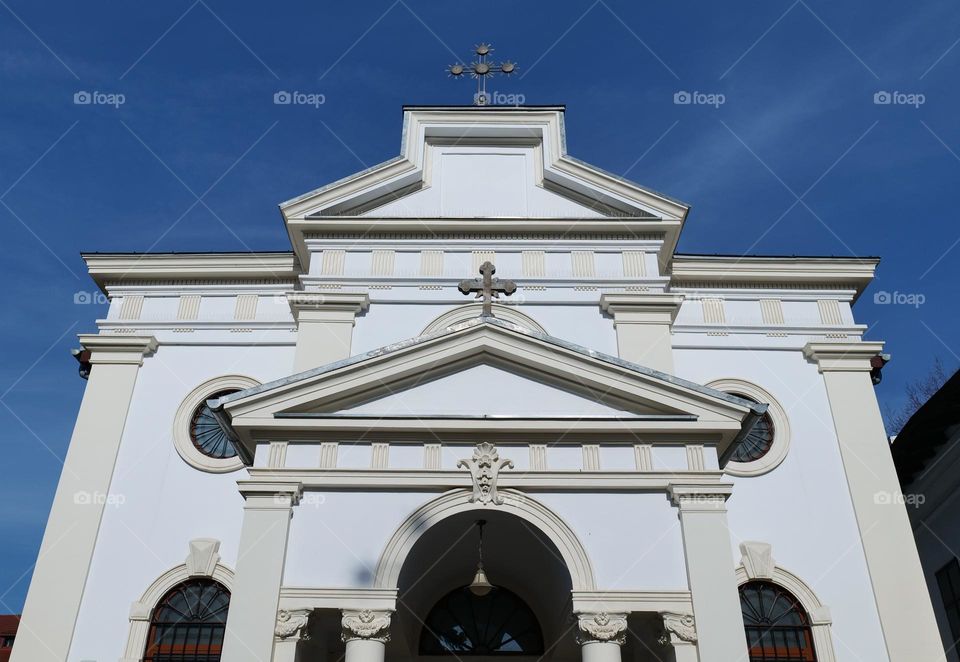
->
459, 261, 517, 316
447, 43, 517, 106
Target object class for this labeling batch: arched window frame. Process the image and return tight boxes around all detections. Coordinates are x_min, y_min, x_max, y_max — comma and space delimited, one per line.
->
419, 585, 545, 656
122, 539, 235, 662
736, 541, 836, 662
421, 304, 547, 336
706, 379, 791, 477
173, 375, 259, 473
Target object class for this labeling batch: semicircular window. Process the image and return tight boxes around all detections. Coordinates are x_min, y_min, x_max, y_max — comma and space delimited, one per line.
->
190, 389, 239, 459
729, 394, 775, 463
144, 578, 230, 662
420, 586, 544, 656
740, 580, 817, 661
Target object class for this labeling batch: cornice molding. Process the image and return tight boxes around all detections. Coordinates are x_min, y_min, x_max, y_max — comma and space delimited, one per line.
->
600, 292, 685, 324
803, 341, 885, 373
287, 292, 370, 322
671, 256, 878, 301
78, 334, 158, 365
82, 253, 299, 292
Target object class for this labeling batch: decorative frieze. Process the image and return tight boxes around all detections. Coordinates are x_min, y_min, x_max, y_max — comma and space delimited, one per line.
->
575, 612, 627, 645
472, 250, 495, 273
522, 250, 546, 277
817, 299, 843, 325
370, 250, 395, 277
760, 298, 784, 325
319, 442, 339, 469
371, 443, 389, 469
622, 250, 647, 277
571, 251, 596, 278
634, 444, 653, 471
529, 444, 547, 471
320, 250, 346, 276
424, 444, 441, 470
582, 445, 601, 471
119, 295, 144, 320
177, 295, 201, 321
341, 609, 392, 643
420, 250, 443, 277
234, 294, 258, 321
267, 442, 288, 469
458, 442, 513, 506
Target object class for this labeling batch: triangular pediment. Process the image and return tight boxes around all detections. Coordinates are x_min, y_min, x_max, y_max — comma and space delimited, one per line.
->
212, 318, 761, 461
278, 107, 690, 270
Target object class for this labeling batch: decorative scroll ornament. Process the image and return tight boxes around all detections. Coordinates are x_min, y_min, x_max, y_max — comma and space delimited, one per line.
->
658, 612, 697, 645
576, 612, 628, 645
459, 442, 514, 505
341, 609, 392, 643
275, 609, 311, 640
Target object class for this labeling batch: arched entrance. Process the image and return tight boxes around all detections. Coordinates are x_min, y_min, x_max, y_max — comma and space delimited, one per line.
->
387, 507, 580, 662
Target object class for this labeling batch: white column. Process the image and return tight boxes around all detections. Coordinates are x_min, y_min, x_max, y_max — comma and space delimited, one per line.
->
599, 293, 684, 373
659, 612, 699, 662
342, 610, 392, 662
288, 292, 369, 371
221, 481, 302, 662
804, 342, 944, 661
274, 608, 312, 662
668, 484, 748, 662
576, 613, 626, 662
12, 335, 157, 662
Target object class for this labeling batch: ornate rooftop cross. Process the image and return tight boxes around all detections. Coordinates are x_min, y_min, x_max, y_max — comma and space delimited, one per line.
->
459, 261, 516, 316
447, 43, 517, 106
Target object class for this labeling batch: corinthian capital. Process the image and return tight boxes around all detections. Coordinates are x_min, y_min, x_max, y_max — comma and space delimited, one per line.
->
341, 609, 392, 643
275, 609, 311, 640
658, 611, 697, 645
576, 612, 627, 645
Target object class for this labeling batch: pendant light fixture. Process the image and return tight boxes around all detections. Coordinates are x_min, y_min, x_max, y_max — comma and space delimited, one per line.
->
468, 519, 493, 596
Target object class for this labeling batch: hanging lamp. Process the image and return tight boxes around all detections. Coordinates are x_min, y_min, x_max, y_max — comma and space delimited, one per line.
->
468, 519, 493, 596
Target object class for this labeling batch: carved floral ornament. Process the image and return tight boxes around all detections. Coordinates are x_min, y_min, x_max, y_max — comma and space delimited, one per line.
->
275, 609, 311, 640
576, 612, 628, 645
341, 609, 393, 643
658, 612, 697, 645
459, 442, 514, 506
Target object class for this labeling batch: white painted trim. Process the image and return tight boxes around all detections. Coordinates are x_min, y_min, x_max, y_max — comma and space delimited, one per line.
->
735, 542, 836, 662
278, 587, 398, 612
706, 379, 791, 477
373, 489, 596, 591
121, 545, 235, 662
173, 375, 260, 473
570, 590, 693, 614
421, 303, 547, 335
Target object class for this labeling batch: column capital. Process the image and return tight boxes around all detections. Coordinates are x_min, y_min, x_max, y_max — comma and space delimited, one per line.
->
275, 608, 312, 642
237, 480, 303, 509
600, 292, 685, 324
78, 334, 158, 365
803, 341, 885, 373
341, 609, 392, 643
575, 612, 628, 645
668, 483, 733, 511
658, 611, 698, 646
288, 292, 369, 321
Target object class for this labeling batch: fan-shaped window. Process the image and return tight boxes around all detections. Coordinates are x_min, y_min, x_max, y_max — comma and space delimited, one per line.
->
144, 579, 230, 662
420, 586, 544, 656
729, 394, 775, 463
740, 581, 817, 661
190, 390, 239, 459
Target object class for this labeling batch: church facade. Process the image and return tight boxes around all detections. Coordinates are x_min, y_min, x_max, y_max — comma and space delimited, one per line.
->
12, 106, 943, 662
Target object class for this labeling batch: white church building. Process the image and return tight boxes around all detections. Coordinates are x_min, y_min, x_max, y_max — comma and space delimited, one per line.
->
12, 106, 944, 662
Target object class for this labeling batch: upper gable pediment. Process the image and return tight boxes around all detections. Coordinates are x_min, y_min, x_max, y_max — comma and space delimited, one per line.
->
211, 318, 763, 461
278, 107, 690, 269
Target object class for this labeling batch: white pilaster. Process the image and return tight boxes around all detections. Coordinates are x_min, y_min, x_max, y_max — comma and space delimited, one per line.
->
599, 293, 684, 373
288, 292, 369, 371
274, 608, 312, 662
12, 335, 157, 662
668, 484, 747, 662
804, 342, 944, 661
221, 481, 303, 662
576, 613, 626, 662
342, 610, 392, 662
659, 612, 699, 662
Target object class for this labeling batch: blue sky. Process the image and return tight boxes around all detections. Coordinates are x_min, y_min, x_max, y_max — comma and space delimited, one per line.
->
1, 0, 959, 611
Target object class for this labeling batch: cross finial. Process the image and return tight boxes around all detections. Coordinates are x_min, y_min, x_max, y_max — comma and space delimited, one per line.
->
447, 43, 517, 106
458, 262, 517, 316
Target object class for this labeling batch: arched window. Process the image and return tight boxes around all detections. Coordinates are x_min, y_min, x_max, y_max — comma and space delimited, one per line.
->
144, 578, 230, 662
740, 580, 817, 661
420, 586, 544, 655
